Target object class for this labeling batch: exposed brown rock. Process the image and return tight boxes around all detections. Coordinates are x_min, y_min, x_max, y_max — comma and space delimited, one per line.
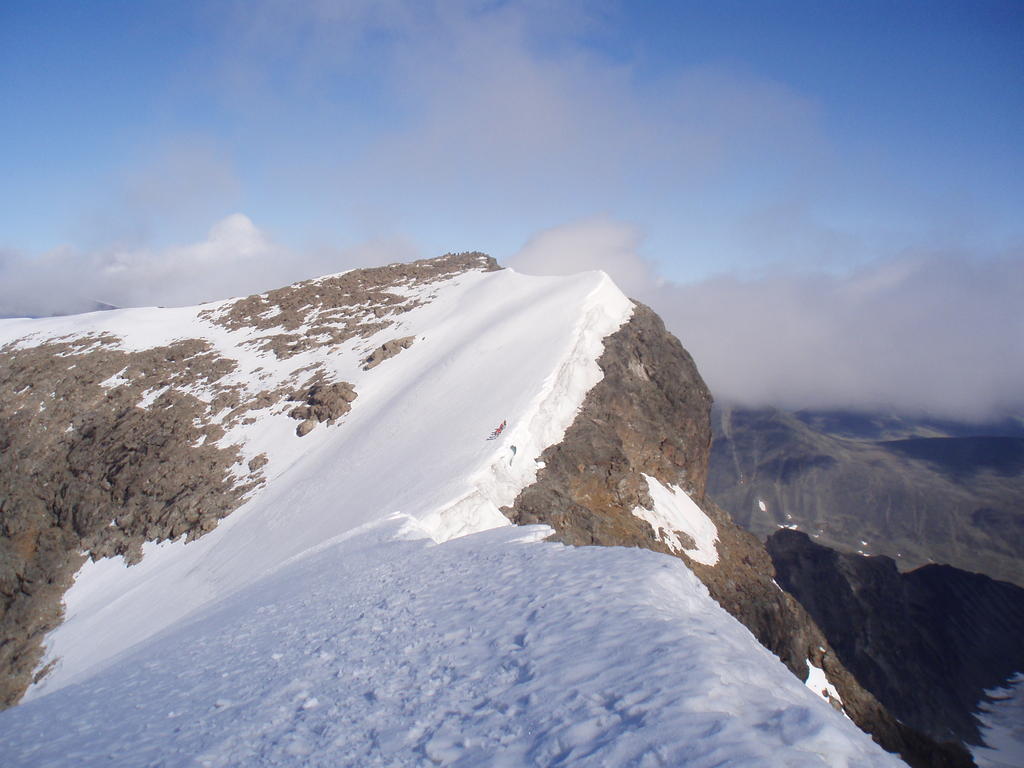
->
362, 336, 416, 370
0, 335, 259, 708
200, 251, 497, 360
287, 378, 358, 435
503, 302, 972, 768
504, 304, 712, 551
247, 454, 269, 472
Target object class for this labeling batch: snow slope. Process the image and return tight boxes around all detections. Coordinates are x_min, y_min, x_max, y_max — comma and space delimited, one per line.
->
973, 674, 1024, 768
0, 261, 904, 765
11, 264, 632, 699
0, 517, 900, 767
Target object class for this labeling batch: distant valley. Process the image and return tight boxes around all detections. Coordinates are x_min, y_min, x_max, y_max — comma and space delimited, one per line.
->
708, 407, 1024, 587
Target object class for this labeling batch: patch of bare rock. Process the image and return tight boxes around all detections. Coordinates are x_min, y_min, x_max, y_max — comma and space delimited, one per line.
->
288, 378, 358, 437
199, 251, 497, 360
362, 336, 415, 370
0, 335, 256, 707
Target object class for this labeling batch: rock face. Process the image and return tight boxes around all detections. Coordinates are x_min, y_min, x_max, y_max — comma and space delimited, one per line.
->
504, 302, 713, 551
288, 379, 358, 436
362, 336, 415, 370
768, 528, 1024, 748
709, 406, 1024, 587
0, 337, 256, 707
504, 303, 972, 768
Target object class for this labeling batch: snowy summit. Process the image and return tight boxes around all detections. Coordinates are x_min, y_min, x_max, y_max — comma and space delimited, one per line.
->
0, 254, 906, 765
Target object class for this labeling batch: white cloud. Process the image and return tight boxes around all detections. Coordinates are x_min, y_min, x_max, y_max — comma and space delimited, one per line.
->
76, 140, 241, 249
509, 218, 656, 296
0, 215, 416, 317
512, 218, 1024, 422
654, 252, 1024, 420
196, 0, 828, 269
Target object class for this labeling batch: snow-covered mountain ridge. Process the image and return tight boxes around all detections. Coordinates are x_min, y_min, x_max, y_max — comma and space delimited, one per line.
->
1, 252, 631, 699
0, 254, 965, 765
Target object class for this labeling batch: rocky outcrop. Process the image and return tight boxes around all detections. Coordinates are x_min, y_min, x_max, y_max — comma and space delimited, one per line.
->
288, 379, 358, 436
200, 251, 497, 360
0, 336, 257, 707
362, 336, 415, 371
768, 528, 1024, 748
504, 303, 713, 551
504, 303, 972, 768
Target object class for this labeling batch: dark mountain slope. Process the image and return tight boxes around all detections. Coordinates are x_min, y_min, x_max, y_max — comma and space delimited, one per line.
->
768, 529, 1024, 748
880, 436, 1024, 479
709, 406, 1024, 586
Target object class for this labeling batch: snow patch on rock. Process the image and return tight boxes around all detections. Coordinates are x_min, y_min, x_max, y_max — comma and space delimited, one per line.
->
806, 660, 844, 707
632, 475, 719, 565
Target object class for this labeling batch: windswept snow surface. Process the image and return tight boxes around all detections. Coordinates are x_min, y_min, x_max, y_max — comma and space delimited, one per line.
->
973, 674, 1024, 768
16, 266, 633, 699
0, 518, 901, 767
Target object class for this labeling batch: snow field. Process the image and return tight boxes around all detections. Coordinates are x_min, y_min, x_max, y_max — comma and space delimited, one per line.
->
0, 518, 901, 767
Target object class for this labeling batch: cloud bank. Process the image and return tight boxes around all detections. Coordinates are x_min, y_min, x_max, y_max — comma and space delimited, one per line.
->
510, 219, 1024, 422
4, 212, 1020, 422
0, 215, 415, 317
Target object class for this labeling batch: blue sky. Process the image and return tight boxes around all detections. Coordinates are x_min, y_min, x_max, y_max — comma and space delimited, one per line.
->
2, 0, 1022, 417
4, 1, 1021, 269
